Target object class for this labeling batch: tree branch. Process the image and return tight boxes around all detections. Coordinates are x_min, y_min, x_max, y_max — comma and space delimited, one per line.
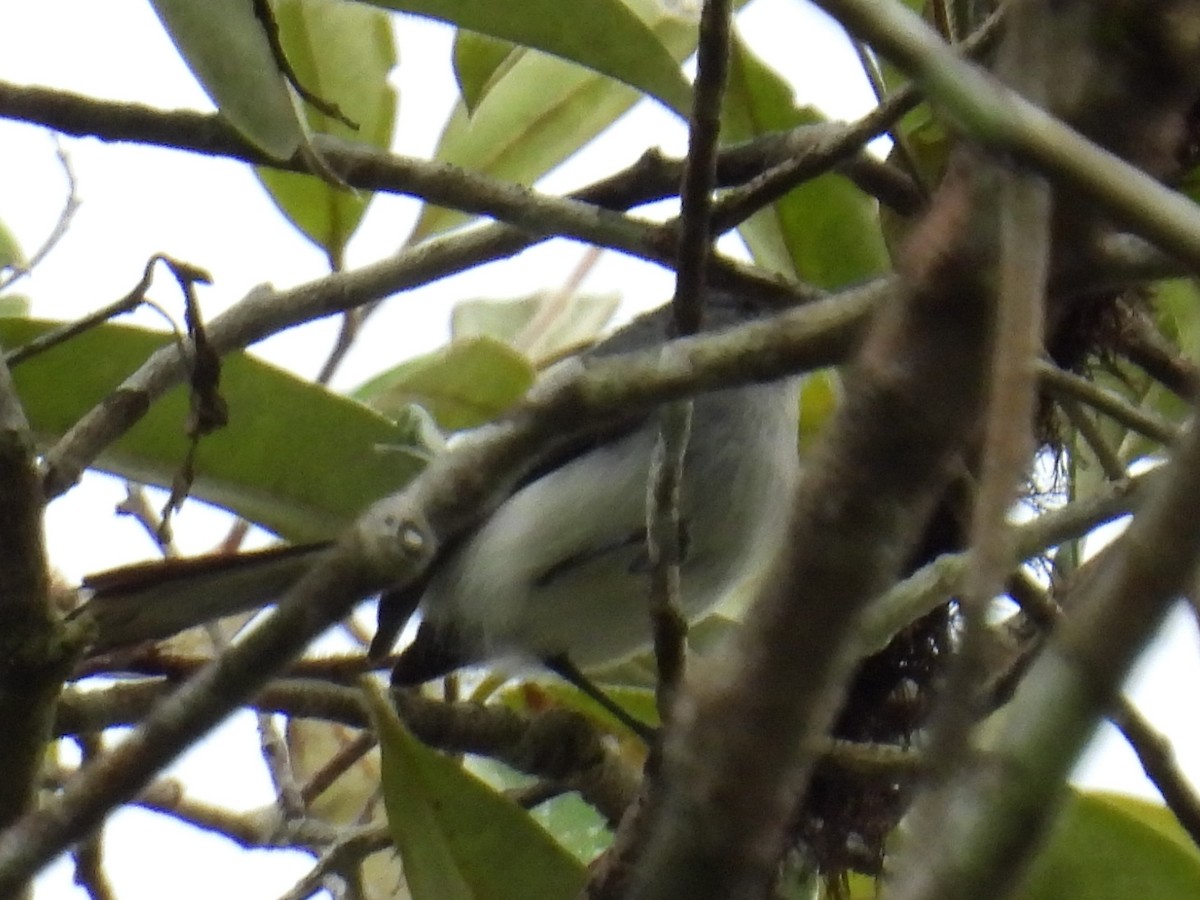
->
818, 0, 1200, 272
631, 132, 999, 900
0, 346, 63, 847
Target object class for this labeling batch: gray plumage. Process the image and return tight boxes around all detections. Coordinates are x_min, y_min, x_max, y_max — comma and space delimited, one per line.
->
390, 292, 801, 680
78, 292, 801, 683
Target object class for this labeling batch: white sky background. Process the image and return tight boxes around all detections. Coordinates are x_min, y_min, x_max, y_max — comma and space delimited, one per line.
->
1, 1, 1198, 897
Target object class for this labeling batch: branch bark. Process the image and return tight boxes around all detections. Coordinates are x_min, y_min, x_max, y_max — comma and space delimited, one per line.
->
0, 349, 64, 859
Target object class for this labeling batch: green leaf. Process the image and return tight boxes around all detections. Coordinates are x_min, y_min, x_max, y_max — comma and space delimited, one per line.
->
0, 318, 428, 540
844, 873, 878, 899
1156, 278, 1200, 363
464, 756, 613, 864
0, 218, 25, 271
451, 294, 549, 345
501, 678, 660, 739
453, 30, 519, 114
364, 0, 690, 113
411, 0, 749, 240
529, 792, 612, 864
353, 336, 535, 430
0, 294, 30, 317
723, 33, 889, 288
150, 0, 305, 160
256, 0, 398, 262
450, 292, 619, 365
1017, 790, 1200, 900
798, 369, 840, 452
363, 681, 587, 900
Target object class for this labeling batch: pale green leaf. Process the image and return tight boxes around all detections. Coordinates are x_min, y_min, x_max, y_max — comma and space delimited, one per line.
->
450, 294, 546, 345
529, 792, 612, 864
0, 218, 25, 271
450, 292, 619, 365
1017, 790, 1200, 899
353, 336, 534, 430
151, 0, 304, 160
412, 0, 751, 240
0, 295, 30, 317
363, 681, 587, 900
364, 0, 690, 113
464, 756, 613, 864
453, 30, 519, 114
723, 33, 889, 288
0, 318, 428, 540
257, 0, 398, 260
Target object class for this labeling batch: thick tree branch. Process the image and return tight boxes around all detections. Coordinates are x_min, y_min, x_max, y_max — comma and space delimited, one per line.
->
855, 1, 1200, 897
56, 675, 639, 828
631, 0, 1200, 893
632, 148, 999, 900
0, 349, 63, 844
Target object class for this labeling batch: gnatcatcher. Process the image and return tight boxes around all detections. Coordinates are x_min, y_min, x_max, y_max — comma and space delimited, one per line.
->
78, 292, 802, 683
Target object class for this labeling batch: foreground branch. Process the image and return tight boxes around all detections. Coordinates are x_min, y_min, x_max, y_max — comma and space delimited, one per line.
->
0, 350, 63, 844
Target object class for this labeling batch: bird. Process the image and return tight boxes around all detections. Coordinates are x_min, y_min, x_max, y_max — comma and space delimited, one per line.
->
75, 291, 802, 691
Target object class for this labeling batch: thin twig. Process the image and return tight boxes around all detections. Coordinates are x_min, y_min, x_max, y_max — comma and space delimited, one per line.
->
259, 711, 307, 822
1058, 398, 1127, 482
274, 825, 392, 900
1039, 361, 1178, 447
70, 735, 116, 900
672, 0, 730, 334
1112, 696, 1200, 849
1118, 308, 1200, 399
0, 139, 79, 292
0, 79, 906, 224
858, 468, 1146, 658
299, 731, 377, 808
647, 0, 733, 717
709, 8, 1003, 235
4, 254, 191, 367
